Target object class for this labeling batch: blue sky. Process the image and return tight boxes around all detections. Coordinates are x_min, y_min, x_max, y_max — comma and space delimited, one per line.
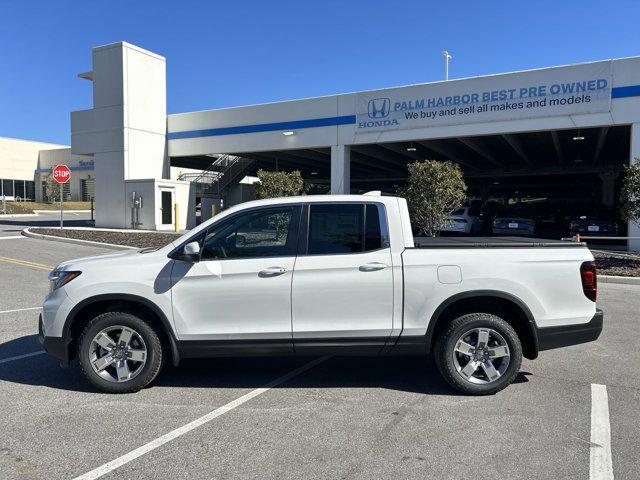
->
1, 0, 639, 145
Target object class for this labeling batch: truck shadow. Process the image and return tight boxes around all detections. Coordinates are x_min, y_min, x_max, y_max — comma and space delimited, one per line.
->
0, 335, 528, 396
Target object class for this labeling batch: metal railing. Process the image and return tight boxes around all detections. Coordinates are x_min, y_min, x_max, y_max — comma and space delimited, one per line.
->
177, 154, 255, 198
203, 156, 254, 197
176, 171, 221, 183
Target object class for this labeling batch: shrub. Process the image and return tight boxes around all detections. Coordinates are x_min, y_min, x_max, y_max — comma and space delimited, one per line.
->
253, 169, 304, 199
399, 160, 467, 237
620, 160, 640, 226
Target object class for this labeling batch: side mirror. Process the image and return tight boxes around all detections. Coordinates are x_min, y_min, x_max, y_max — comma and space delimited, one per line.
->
171, 241, 201, 262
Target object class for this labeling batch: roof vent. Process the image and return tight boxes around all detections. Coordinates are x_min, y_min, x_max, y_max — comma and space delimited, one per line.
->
363, 191, 382, 196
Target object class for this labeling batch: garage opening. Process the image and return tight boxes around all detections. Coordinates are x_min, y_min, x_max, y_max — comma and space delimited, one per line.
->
170, 125, 630, 247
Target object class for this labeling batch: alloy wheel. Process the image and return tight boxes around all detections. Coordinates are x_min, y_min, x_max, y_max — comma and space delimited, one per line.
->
89, 325, 147, 383
452, 327, 511, 384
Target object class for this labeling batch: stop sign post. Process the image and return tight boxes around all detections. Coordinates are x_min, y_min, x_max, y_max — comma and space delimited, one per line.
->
53, 165, 71, 229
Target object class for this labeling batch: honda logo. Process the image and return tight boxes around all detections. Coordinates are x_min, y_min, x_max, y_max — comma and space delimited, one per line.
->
367, 98, 391, 119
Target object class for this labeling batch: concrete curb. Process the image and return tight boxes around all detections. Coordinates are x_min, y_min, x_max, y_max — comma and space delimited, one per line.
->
0, 210, 91, 218
0, 213, 39, 218
32, 210, 91, 214
21, 228, 137, 251
598, 274, 640, 285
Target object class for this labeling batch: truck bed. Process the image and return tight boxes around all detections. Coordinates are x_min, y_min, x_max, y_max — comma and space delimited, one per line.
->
412, 236, 586, 248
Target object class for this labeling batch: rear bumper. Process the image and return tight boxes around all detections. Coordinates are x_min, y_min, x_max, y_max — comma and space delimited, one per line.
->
537, 309, 603, 351
39, 314, 70, 367
492, 227, 534, 236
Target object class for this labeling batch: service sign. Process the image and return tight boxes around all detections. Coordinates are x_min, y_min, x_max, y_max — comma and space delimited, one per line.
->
355, 61, 612, 133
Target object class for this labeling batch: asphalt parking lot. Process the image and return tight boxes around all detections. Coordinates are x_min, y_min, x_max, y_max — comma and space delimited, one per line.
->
0, 221, 638, 479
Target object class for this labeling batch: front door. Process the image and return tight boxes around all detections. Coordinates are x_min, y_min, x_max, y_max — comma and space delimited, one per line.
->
171, 205, 301, 354
161, 190, 173, 225
291, 203, 394, 353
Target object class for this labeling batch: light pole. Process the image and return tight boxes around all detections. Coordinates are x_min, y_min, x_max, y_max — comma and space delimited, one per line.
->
442, 51, 452, 80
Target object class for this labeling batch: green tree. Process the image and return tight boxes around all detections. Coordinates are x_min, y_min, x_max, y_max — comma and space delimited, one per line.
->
399, 160, 467, 237
253, 169, 304, 199
253, 169, 305, 240
620, 160, 640, 225
43, 174, 61, 203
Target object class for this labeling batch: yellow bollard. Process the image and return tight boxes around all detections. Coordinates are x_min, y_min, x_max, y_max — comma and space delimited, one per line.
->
174, 203, 179, 232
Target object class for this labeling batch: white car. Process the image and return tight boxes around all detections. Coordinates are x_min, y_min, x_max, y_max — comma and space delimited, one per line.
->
442, 206, 483, 234
40, 194, 602, 395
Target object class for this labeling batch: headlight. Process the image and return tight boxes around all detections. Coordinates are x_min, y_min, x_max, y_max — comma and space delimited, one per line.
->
49, 270, 81, 293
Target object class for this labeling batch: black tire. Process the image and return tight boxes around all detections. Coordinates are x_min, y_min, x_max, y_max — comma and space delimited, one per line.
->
77, 311, 164, 394
434, 313, 522, 395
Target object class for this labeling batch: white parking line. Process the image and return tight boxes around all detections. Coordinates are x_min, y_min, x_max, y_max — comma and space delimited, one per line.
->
0, 350, 45, 365
590, 384, 614, 480
0, 236, 24, 240
0, 306, 42, 314
73, 355, 330, 480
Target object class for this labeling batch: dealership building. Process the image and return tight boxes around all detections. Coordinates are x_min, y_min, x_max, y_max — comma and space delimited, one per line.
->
6, 41, 640, 249
0, 136, 96, 203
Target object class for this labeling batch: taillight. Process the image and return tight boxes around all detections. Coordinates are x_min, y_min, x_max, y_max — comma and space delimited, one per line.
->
580, 261, 597, 302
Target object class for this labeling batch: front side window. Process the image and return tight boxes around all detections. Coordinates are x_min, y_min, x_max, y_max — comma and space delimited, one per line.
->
307, 203, 389, 255
201, 206, 296, 260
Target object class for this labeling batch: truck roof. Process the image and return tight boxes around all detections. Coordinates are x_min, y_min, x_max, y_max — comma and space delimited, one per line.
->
221, 193, 396, 213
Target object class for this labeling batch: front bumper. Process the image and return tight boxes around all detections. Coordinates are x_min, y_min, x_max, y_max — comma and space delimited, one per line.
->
39, 314, 70, 367
537, 309, 603, 351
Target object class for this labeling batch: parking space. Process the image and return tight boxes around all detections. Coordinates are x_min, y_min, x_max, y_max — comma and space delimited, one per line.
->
0, 234, 637, 479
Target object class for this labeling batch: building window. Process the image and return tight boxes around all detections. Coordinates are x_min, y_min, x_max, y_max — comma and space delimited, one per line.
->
81, 177, 95, 201
2, 179, 13, 197
62, 182, 71, 200
15, 181, 25, 200
25, 181, 35, 201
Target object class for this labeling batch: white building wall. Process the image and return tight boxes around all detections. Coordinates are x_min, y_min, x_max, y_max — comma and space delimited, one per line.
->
36, 149, 94, 201
124, 179, 191, 230
169, 166, 202, 181
168, 96, 340, 156
0, 137, 67, 181
71, 42, 167, 228
167, 57, 640, 160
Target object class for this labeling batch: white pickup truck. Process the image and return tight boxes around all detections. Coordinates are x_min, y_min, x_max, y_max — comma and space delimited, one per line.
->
40, 194, 602, 395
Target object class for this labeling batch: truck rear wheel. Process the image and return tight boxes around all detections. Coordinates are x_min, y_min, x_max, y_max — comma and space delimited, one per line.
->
434, 313, 522, 395
77, 311, 164, 394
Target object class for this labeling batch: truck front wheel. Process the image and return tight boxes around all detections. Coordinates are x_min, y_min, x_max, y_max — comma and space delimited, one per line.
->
77, 311, 164, 394
434, 313, 522, 395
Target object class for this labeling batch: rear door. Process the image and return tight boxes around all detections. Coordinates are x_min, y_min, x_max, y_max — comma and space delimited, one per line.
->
291, 202, 394, 353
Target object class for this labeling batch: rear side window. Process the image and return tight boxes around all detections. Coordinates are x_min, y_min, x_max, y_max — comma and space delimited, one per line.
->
307, 203, 389, 255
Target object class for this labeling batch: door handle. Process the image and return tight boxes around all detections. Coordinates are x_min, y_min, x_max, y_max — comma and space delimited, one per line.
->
359, 262, 388, 272
258, 266, 288, 277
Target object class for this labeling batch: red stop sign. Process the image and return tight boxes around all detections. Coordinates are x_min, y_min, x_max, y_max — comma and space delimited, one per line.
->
52, 165, 71, 184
